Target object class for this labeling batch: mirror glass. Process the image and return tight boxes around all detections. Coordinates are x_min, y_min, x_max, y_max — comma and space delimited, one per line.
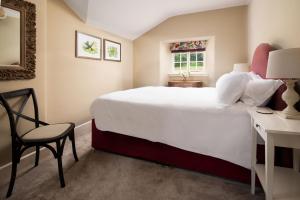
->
0, 7, 20, 67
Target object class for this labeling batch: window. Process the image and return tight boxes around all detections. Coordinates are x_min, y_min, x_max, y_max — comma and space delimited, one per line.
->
172, 51, 205, 73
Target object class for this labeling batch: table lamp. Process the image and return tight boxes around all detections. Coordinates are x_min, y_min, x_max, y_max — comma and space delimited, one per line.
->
266, 48, 300, 119
233, 63, 249, 72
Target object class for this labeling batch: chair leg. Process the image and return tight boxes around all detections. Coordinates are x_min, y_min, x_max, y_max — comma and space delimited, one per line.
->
56, 141, 65, 188
6, 154, 18, 198
69, 131, 79, 162
17, 146, 22, 164
35, 146, 40, 167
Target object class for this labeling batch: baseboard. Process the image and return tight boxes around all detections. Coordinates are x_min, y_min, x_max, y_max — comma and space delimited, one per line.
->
75, 120, 91, 135
0, 120, 91, 187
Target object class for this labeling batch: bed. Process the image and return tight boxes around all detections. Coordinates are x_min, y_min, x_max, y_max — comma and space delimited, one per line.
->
90, 44, 298, 183
91, 87, 252, 168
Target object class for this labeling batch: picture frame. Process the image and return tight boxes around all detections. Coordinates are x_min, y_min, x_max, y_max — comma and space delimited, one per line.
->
103, 39, 121, 62
75, 31, 101, 60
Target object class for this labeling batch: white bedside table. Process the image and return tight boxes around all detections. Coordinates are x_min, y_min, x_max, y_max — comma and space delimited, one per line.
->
248, 108, 300, 200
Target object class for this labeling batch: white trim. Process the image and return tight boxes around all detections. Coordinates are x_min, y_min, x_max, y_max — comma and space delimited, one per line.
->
0, 150, 37, 171
0, 120, 91, 172
75, 120, 91, 135
168, 72, 209, 77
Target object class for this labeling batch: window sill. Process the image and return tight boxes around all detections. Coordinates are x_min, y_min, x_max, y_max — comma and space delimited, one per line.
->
168, 72, 209, 77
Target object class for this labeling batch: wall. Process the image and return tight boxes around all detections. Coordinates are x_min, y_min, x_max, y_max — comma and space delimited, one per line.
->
134, 6, 248, 87
0, 0, 47, 166
0, 0, 133, 166
46, 0, 133, 124
0, 17, 20, 65
248, 0, 300, 59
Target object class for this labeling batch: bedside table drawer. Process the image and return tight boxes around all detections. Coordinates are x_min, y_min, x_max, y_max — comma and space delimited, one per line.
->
253, 120, 266, 139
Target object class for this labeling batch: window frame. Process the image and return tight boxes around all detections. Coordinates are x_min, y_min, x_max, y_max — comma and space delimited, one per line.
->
172, 51, 206, 74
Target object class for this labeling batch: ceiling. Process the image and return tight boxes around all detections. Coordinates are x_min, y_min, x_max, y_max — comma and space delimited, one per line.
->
64, 0, 249, 40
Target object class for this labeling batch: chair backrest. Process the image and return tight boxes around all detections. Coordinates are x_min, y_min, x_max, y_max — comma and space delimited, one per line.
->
0, 88, 40, 140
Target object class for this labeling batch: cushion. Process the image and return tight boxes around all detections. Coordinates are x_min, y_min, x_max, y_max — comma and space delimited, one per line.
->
241, 79, 283, 106
21, 123, 73, 142
216, 72, 250, 105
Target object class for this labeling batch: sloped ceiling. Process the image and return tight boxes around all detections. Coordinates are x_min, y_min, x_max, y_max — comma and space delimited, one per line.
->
64, 0, 249, 40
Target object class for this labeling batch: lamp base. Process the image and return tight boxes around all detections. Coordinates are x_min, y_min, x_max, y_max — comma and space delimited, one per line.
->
276, 111, 300, 119
278, 80, 300, 120
0, 7, 7, 19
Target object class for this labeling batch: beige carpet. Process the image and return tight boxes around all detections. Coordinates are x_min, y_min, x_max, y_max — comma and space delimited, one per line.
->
0, 130, 264, 200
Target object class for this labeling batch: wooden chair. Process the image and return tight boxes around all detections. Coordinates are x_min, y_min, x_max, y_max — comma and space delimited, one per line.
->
0, 88, 79, 198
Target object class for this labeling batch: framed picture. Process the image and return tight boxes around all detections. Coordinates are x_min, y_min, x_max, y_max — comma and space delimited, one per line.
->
75, 31, 101, 60
104, 39, 121, 62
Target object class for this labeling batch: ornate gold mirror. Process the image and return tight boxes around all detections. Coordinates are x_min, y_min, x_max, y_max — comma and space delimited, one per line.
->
0, 0, 36, 80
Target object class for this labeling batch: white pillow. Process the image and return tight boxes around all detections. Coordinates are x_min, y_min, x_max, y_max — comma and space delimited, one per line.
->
241, 79, 283, 106
248, 71, 262, 80
216, 72, 250, 105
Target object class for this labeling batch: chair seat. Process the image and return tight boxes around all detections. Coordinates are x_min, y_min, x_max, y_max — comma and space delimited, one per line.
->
21, 123, 73, 142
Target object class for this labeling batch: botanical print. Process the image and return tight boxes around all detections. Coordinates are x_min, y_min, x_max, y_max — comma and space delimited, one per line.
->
76, 31, 101, 60
108, 46, 118, 58
82, 41, 98, 54
104, 39, 121, 62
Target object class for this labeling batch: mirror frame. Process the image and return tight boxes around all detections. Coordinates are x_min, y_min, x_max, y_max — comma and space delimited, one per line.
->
0, 0, 36, 80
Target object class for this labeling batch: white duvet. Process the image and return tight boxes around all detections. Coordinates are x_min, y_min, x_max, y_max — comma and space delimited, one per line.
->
90, 86, 252, 169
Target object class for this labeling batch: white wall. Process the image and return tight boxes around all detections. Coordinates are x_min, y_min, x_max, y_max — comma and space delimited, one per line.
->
248, 0, 300, 59
134, 6, 248, 87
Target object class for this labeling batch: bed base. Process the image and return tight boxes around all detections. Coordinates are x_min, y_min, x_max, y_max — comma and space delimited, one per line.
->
92, 120, 254, 183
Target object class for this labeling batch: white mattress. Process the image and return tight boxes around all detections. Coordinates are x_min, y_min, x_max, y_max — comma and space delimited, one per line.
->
90, 86, 252, 169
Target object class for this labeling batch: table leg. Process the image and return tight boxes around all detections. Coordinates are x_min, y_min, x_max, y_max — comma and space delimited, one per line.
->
293, 149, 300, 172
251, 118, 257, 195
265, 134, 274, 200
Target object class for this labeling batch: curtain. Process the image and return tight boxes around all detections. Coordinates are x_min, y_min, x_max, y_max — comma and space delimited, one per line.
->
170, 40, 208, 53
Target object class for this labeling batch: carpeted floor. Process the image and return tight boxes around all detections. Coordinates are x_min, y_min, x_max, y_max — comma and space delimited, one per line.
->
0, 130, 264, 200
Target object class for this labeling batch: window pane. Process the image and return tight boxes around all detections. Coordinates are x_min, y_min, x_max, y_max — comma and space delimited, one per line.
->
181, 62, 187, 71
174, 54, 180, 62
197, 53, 204, 61
190, 62, 196, 67
190, 53, 196, 61
197, 62, 204, 67
181, 67, 188, 71
190, 65, 197, 71
181, 53, 187, 62
174, 63, 180, 68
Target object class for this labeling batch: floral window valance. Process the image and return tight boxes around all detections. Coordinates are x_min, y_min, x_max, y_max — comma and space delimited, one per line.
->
170, 40, 208, 53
